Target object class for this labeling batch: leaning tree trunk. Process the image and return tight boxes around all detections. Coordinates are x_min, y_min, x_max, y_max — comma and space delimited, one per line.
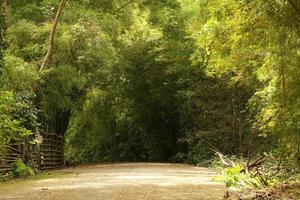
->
0, 0, 8, 74
0, 0, 8, 34
39, 0, 68, 72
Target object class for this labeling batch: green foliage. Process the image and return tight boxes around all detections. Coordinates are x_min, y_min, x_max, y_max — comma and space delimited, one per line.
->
0, 5, 39, 163
3, 55, 39, 91
65, 88, 113, 163
12, 159, 34, 177
189, 0, 300, 161
213, 152, 300, 190
47, 0, 186, 163
219, 165, 267, 189
2, 0, 300, 168
0, 91, 33, 147
9, 3, 45, 23
41, 66, 83, 112
7, 20, 48, 62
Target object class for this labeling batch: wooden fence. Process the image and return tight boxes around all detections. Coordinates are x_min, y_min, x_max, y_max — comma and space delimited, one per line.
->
0, 132, 64, 177
39, 132, 64, 170
0, 144, 22, 177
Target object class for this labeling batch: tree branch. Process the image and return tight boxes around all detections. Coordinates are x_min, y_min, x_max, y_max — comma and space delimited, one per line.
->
288, 0, 300, 17
39, 0, 68, 72
113, 0, 135, 15
210, 148, 235, 167
1, 0, 8, 34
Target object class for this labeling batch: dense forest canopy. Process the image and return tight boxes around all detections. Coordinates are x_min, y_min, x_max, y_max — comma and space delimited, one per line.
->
0, 0, 299, 167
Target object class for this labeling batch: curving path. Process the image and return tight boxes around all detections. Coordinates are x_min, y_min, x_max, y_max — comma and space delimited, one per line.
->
0, 163, 227, 200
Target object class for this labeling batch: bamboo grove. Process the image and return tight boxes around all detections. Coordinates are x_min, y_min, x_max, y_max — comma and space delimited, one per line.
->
0, 0, 299, 171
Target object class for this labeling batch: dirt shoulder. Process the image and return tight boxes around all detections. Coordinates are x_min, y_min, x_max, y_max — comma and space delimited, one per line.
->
227, 183, 300, 200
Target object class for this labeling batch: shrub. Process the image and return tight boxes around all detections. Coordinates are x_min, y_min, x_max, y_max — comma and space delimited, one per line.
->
13, 159, 34, 177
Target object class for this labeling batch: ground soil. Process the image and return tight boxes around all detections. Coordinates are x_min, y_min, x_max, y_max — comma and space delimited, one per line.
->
227, 183, 300, 200
0, 163, 227, 200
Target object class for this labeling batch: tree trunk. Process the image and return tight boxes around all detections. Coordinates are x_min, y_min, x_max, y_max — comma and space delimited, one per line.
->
39, 0, 68, 72
288, 0, 300, 17
1, 0, 8, 34
0, 0, 8, 74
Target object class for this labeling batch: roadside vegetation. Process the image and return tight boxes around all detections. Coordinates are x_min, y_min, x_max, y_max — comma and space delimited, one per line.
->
211, 154, 300, 199
0, 0, 299, 199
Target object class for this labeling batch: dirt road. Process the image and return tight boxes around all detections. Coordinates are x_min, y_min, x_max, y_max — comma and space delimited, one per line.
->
0, 163, 226, 200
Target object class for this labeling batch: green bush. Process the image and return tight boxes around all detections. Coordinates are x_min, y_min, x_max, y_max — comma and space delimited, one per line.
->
214, 164, 268, 189
13, 159, 34, 177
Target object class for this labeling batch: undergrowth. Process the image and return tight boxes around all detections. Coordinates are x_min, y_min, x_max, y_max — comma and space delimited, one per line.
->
211, 153, 300, 199
0, 160, 34, 182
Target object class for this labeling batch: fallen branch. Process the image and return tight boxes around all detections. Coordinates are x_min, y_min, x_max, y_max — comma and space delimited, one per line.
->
210, 148, 235, 167
255, 168, 269, 186
241, 155, 267, 173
